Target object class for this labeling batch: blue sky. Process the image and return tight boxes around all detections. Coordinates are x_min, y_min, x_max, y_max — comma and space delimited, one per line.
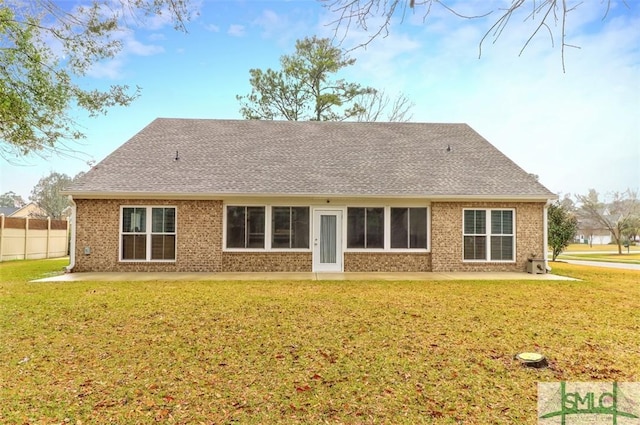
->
1, 0, 639, 201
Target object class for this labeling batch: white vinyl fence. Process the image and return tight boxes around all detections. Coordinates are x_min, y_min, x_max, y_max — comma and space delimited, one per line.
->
0, 216, 69, 262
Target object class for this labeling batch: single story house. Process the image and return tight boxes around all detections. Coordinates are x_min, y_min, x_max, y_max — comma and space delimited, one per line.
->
0, 203, 47, 218
65, 118, 556, 273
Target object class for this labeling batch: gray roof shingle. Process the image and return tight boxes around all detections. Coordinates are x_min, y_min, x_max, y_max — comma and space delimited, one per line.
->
67, 118, 555, 199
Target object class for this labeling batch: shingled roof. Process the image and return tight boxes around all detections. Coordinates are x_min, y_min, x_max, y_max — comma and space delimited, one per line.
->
67, 118, 555, 200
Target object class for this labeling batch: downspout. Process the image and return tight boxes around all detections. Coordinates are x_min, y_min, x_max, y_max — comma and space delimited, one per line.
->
66, 197, 77, 272
543, 200, 551, 272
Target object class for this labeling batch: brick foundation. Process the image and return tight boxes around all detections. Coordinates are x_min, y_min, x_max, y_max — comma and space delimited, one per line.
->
221, 252, 312, 272
344, 252, 431, 272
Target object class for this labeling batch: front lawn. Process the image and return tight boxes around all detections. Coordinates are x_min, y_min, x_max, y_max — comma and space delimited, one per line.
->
1, 260, 638, 424
557, 252, 640, 264
560, 243, 640, 252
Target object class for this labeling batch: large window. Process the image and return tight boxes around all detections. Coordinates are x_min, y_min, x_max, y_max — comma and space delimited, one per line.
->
463, 209, 514, 261
490, 210, 514, 261
390, 207, 427, 249
347, 207, 384, 249
272, 207, 309, 249
226, 206, 265, 248
223, 204, 429, 251
121, 206, 176, 261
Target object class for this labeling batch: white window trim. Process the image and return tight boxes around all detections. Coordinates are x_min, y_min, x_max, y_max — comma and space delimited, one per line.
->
223, 204, 312, 252
345, 206, 386, 251
345, 205, 430, 253
222, 203, 430, 253
270, 206, 313, 251
119, 205, 177, 263
462, 208, 516, 263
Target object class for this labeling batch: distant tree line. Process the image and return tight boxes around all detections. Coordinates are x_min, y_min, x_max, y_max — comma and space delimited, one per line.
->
548, 189, 640, 258
0, 171, 84, 218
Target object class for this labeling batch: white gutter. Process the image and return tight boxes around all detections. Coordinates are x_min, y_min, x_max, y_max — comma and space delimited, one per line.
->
543, 199, 552, 271
66, 196, 77, 273
63, 191, 557, 203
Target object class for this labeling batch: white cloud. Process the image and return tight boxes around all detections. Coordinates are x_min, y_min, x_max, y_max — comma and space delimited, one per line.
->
148, 33, 166, 41
251, 8, 315, 47
205, 23, 220, 32
139, 10, 176, 30
86, 57, 126, 79
126, 38, 164, 56
228, 24, 246, 37
321, 1, 639, 195
86, 29, 164, 79
254, 9, 281, 35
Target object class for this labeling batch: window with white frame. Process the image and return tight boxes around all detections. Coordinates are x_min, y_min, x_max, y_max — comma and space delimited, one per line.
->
121, 206, 176, 261
226, 206, 265, 248
223, 204, 429, 251
347, 207, 384, 249
390, 207, 428, 249
463, 209, 514, 261
272, 206, 310, 249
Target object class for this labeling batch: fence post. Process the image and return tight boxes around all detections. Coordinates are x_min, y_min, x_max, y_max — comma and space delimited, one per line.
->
24, 217, 29, 260
0, 215, 4, 262
46, 217, 51, 259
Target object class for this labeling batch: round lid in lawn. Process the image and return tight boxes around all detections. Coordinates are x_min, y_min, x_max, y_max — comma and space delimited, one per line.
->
515, 352, 548, 368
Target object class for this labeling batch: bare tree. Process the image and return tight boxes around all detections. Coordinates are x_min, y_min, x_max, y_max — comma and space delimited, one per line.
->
576, 189, 640, 254
321, 0, 628, 72
355, 90, 414, 122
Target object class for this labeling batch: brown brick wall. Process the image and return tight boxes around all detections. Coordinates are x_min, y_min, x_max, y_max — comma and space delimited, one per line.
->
73, 199, 545, 273
431, 201, 545, 272
344, 252, 432, 272
222, 252, 312, 272
73, 199, 223, 272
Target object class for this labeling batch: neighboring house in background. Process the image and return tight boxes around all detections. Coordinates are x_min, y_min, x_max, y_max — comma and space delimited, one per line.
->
64, 118, 557, 273
575, 228, 612, 245
0, 203, 46, 218
0, 207, 19, 216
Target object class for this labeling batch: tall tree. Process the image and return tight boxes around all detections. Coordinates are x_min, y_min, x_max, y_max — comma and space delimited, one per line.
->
355, 90, 414, 122
576, 189, 640, 254
0, 0, 189, 158
28, 171, 84, 218
322, 0, 629, 72
547, 201, 578, 261
0, 191, 26, 208
237, 36, 379, 121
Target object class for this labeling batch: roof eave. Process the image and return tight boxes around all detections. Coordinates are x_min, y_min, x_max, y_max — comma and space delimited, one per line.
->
64, 190, 557, 202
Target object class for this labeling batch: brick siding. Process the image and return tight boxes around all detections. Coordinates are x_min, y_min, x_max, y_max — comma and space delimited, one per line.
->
431, 201, 545, 272
73, 199, 545, 273
222, 252, 312, 272
73, 199, 223, 272
344, 253, 431, 272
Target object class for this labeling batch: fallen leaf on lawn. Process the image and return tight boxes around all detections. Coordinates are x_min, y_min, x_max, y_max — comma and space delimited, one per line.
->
296, 384, 311, 393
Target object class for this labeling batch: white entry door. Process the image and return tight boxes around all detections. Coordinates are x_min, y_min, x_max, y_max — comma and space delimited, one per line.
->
313, 210, 343, 272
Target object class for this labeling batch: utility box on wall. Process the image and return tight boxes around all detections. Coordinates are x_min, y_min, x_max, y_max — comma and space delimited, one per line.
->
527, 258, 546, 274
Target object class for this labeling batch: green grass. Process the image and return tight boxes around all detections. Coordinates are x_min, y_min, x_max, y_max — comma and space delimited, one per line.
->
557, 252, 640, 264
1, 260, 638, 424
560, 243, 640, 252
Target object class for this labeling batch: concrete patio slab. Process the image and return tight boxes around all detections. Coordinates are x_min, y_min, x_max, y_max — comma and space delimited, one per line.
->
32, 271, 577, 282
